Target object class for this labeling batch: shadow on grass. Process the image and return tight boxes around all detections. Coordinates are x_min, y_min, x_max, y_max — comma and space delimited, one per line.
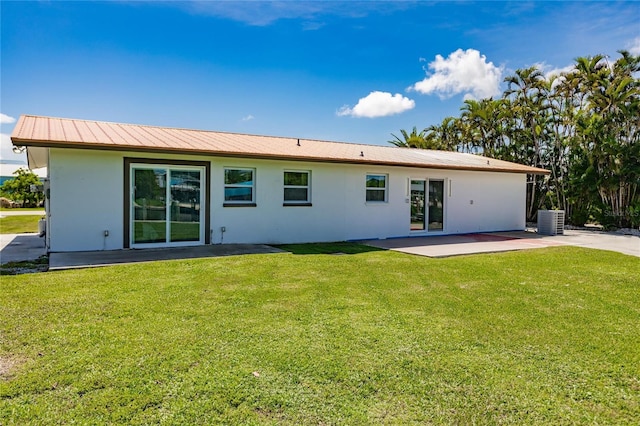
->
275, 242, 385, 255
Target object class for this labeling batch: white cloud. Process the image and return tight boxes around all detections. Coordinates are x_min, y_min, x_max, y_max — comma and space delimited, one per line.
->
627, 36, 640, 55
182, 1, 409, 27
337, 91, 415, 118
241, 114, 255, 122
542, 64, 575, 79
534, 62, 575, 80
0, 113, 16, 124
531, 62, 576, 89
410, 49, 503, 100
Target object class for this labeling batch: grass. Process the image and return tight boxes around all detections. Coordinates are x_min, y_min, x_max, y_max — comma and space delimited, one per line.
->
275, 241, 384, 255
1, 246, 639, 424
0, 256, 48, 275
0, 215, 43, 234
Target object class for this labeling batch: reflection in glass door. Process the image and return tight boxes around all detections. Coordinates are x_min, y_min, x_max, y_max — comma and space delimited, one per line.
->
410, 180, 426, 231
428, 180, 444, 231
132, 165, 204, 247
169, 170, 202, 242
133, 168, 167, 244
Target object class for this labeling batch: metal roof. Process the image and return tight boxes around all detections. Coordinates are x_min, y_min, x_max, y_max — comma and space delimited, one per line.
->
11, 115, 550, 174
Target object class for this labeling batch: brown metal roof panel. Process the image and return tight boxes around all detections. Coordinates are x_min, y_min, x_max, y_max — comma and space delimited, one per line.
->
160, 128, 201, 150
125, 124, 170, 148
183, 129, 213, 147
167, 128, 206, 150
10, 115, 550, 174
101, 122, 142, 146
11, 115, 32, 140
66, 119, 90, 142
50, 118, 70, 142
210, 132, 243, 152
33, 116, 50, 141
73, 120, 100, 144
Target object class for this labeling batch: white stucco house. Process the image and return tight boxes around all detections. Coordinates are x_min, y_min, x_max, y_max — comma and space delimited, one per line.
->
11, 115, 549, 253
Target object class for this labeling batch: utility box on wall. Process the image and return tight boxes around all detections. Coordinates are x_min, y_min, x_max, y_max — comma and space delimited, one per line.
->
537, 210, 565, 235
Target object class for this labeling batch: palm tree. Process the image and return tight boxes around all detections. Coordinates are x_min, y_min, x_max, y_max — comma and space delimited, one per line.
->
425, 117, 461, 151
503, 67, 550, 220
570, 52, 640, 227
388, 126, 428, 148
460, 98, 507, 157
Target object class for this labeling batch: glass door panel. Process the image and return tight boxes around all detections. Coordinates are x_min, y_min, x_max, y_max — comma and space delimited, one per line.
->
133, 168, 167, 244
410, 180, 426, 231
131, 164, 204, 247
428, 180, 444, 231
169, 170, 201, 242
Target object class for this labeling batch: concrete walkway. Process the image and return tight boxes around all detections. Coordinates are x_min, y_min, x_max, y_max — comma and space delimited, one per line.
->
49, 244, 286, 270
0, 210, 45, 217
365, 230, 639, 258
0, 233, 47, 264
534, 230, 639, 257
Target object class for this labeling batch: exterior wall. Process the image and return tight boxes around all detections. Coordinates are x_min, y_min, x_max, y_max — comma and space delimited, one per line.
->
48, 149, 125, 252
444, 169, 526, 234
47, 148, 526, 251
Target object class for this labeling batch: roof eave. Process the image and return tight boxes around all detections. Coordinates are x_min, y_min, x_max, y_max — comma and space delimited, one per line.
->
10, 138, 550, 175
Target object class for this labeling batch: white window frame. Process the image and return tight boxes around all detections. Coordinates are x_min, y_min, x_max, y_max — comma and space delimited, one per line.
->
365, 173, 388, 203
283, 170, 311, 205
223, 167, 256, 205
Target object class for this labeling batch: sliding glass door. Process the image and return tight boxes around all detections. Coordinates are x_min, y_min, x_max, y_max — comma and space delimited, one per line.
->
131, 164, 204, 247
410, 179, 444, 232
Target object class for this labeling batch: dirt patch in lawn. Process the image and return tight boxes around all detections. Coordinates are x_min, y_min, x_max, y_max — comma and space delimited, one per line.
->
0, 355, 26, 381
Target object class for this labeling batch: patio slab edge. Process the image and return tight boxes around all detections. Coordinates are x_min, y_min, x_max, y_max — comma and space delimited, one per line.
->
49, 244, 287, 270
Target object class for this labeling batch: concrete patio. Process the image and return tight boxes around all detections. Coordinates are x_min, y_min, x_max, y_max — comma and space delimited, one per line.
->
364, 229, 639, 258
1, 229, 637, 271
48, 244, 286, 270
0, 233, 47, 264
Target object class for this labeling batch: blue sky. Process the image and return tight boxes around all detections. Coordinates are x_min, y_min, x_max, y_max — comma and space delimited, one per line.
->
1, 1, 639, 165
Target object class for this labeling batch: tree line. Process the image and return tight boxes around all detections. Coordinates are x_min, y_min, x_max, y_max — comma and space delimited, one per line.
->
0, 168, 44, 208
390, 52, 639, 228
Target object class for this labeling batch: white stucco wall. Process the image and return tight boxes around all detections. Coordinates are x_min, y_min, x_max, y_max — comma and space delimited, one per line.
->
47, 149, 526, 251
48, 149, 125, 252
209, 159, 415, 244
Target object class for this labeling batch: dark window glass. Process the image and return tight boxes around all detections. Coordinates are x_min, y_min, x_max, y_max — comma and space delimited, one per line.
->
225, 169, 253, 185
284, 171, 308, 186
284, 188, 308, 201
366, 189, 386, 202
366, 175, 386, 188
366, 174, 387, 202
225, 169, 255, 202
284, 171, 310, 203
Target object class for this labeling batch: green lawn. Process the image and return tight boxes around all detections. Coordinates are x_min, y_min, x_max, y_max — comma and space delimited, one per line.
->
1, 246, 639, 424
0, 215, 43, 234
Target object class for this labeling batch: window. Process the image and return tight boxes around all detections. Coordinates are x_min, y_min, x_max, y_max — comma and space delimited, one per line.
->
284, 170, 310, 205
224, 168, 255, 205
366, 174, 387, 202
